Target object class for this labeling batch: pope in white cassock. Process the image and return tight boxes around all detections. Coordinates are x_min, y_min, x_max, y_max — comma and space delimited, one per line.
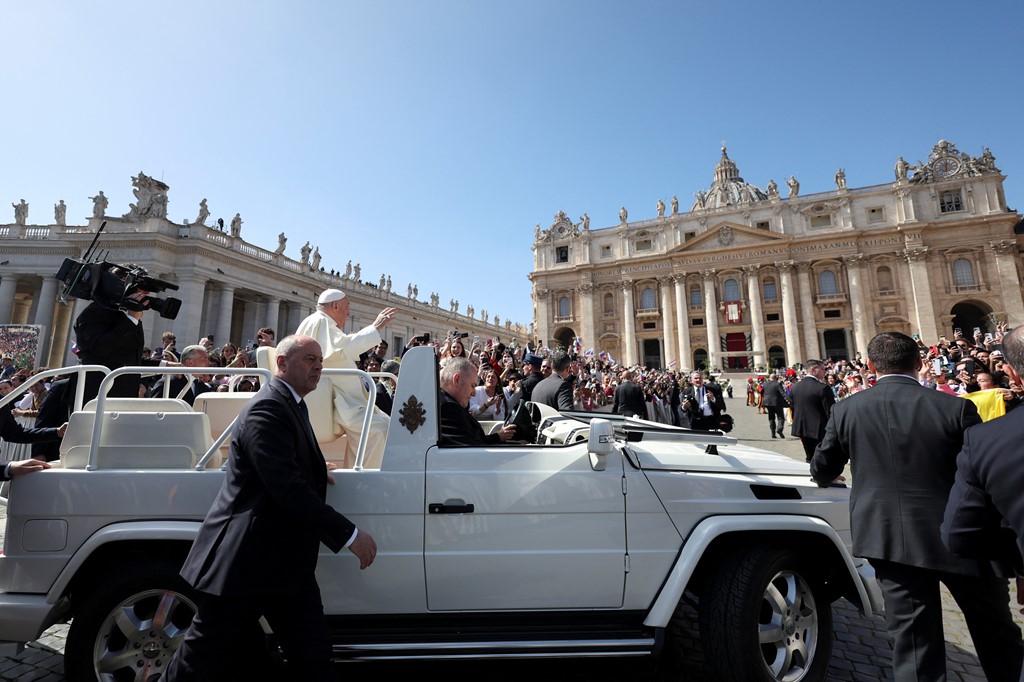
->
296, 289, 396, 468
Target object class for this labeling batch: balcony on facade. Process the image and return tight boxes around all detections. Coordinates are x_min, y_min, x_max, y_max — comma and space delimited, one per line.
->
876, 289, 902, 298
815, 293, 848, 305
635, 306, 661, 320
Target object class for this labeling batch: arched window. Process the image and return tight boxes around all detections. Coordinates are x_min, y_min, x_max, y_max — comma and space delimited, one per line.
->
603, 292, 614, 315
877, 266, 894, 291
689, 285, 702, 307
640, 287, 656, 310
558, 296, 570, 318
762, 277, 778, 302
723, 278, 740, 301
953, 258, 976, 287
818, 270, 838, 295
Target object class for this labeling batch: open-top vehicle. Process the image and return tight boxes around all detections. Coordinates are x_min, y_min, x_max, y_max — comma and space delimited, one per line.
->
0, 346, 879, 681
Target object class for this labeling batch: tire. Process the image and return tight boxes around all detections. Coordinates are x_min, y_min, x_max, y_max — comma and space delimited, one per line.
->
65, 561, 197, 682
697, 546, 833, 682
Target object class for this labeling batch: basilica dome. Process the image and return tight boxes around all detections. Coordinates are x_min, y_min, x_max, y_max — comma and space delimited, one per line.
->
691, 147, 769, 210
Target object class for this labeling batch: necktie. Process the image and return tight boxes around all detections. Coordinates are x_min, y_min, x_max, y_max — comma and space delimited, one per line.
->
296, 400, 316, 443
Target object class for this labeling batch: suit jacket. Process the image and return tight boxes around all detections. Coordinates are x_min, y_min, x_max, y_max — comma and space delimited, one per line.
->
180, 377, 356, 597
0, 402, 61, 445
73, 302, 159, 400
811, 374, 994, 575
612, 380, 646, 417
943, 408, 1024, 572
32, 378, 70, 459
519, 372, 542, 403
439, 390, 501, 447
680, 383, 726, 418
790, 376, 835, 439
761, 380, 788, 408
531, 374, 574, 412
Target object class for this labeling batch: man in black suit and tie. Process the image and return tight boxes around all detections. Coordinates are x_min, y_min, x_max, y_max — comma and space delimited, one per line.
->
439, 358, 516, 447
943, 326, 1024, 680
612, 369, 646, 418
761, 372, 788, 439
530, 350, 575, 412
0, 379, 66, 447
812, 332, 1022, 682
789, 359, 835, 461
680, 370, 726, 431
163, 335, 378, 681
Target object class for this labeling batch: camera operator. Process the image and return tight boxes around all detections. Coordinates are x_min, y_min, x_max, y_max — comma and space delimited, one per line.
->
73, 264, 173, 403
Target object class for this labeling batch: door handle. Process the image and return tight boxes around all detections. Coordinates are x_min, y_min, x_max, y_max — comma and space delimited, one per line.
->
429, 499, 475, 514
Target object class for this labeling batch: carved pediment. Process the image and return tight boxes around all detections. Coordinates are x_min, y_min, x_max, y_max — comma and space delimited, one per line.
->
669, 221, 786, 254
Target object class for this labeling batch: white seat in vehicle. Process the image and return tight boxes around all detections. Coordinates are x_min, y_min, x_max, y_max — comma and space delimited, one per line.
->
192, 393, 255, 468
82, 398, 192, 413
61, 411, 213, 470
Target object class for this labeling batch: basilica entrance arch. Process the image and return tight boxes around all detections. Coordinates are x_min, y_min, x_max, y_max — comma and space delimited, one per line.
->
768, 345, 786, 369
950, 300, 993, 336
553, 326, 577, 352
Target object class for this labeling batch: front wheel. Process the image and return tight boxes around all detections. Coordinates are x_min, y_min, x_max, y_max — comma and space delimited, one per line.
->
65, 561, 197, 682
698, 546, 833, 682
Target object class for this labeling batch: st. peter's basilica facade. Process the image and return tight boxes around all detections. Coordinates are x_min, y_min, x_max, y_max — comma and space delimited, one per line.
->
529, 141, 1023, 371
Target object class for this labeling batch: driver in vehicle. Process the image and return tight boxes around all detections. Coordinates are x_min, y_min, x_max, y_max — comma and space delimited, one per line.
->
439, 357, 516, 446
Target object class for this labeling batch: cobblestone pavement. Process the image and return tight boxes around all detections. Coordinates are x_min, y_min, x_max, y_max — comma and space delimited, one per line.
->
0, 376, 1020, 680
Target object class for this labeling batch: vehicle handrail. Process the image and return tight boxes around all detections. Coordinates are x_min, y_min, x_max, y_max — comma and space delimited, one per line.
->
90, 366, 273, 471
0, 365, 110, 412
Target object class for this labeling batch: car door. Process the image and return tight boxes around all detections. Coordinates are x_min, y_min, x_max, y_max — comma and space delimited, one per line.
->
424, 442, 626, 610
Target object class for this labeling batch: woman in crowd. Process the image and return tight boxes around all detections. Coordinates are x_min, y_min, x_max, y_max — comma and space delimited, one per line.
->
469, 367, 509, 421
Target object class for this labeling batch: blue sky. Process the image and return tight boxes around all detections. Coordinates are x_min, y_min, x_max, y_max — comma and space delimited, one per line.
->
2, 1, 1022, 331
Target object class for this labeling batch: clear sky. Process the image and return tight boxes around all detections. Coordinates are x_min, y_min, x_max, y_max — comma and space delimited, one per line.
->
2, 1, 1022, 331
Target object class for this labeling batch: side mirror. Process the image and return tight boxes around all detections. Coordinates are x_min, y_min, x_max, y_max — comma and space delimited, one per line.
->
588, 418, 614, 471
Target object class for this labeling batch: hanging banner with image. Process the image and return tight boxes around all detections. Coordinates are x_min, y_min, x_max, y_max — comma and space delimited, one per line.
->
0, 324, 43, 371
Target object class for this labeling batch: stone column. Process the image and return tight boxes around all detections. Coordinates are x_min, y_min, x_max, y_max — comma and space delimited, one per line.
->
797, 263, 819, 360
673, 275, 691, 370
33, 276, 60, 361
534, 287, 551, 349
903, 247, 939, 342
701, 270, 720, 370
579, 283, 597, 355
0, 275, 18, 325
743, 265, 765, 369
172, 276, 207, 350
264, 296, 282, 340
776, 261, 802, 366
622, 281, 637, 366
659, 278, 675, 368
843, 255, 871, 357
214, 284, 236, 349
991, 241, 1024, 326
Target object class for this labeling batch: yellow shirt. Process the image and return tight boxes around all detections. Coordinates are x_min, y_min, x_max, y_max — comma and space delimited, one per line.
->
961, 388, 1007, 422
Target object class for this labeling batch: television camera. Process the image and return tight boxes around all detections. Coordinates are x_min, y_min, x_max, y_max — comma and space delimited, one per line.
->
55, 221, 182, 319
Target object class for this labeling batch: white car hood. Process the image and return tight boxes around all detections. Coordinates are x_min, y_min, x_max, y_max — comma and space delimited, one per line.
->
628, 440, 811, 476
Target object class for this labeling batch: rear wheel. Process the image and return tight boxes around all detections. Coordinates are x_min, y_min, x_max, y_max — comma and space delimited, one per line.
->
66, 561, 196, 682
697, 546, 833, 682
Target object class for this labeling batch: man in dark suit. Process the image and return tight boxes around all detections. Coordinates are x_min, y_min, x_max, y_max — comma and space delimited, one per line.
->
146, 345, 214, 406
679, 371, 726, 431
507, 353, 543, 414
790, 359, 835, 461
761, 372, 788, 439
163, 335, 378, 682
812, 332, 1022, 682
0, 379, 66, 447
31, 377, 71, 461
612, 369, 646, 417
439, 358, 516, 447
531, 350, 575, 412
943, 326, 1024, 681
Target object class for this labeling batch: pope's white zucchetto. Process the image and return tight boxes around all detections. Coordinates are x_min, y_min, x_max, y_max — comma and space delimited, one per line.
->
317, 289, 347, 305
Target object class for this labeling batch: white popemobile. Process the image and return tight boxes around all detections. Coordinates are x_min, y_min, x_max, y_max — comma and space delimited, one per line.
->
0, 346, 879, 682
